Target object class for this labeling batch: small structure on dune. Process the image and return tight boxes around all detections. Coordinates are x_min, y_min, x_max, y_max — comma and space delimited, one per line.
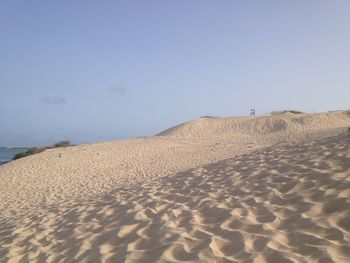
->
250, 109, 255, 116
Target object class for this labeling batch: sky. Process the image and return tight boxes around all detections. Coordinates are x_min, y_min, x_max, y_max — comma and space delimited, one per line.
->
1, 0, 350, 146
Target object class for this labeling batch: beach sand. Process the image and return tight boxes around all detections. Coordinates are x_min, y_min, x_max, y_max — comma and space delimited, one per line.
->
0, 111, 349, 262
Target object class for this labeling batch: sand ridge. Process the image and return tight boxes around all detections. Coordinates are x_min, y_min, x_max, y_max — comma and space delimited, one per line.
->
0, 111, 350, 262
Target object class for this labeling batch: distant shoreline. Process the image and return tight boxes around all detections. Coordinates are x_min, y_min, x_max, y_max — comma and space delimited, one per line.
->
0, 147, 30, 149
0, 147, 30, 165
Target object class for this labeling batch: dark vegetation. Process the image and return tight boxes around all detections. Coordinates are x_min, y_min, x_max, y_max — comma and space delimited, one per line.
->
271, 110, 304, 115
13, 141, 74, 160
53, 140, 72, 147
200, 115, 216, 119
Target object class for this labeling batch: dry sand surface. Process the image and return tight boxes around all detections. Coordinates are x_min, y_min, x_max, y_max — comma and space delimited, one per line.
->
0, 111, 350, 262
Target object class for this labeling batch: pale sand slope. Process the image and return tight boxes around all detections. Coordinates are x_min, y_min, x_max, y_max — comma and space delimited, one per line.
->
0, 111, 349, 262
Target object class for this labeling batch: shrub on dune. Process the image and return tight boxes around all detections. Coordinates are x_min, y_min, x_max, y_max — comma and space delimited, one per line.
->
13, 141, 74, 160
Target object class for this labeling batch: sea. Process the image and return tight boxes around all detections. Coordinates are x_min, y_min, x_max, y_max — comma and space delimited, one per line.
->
0, 147, 29, 164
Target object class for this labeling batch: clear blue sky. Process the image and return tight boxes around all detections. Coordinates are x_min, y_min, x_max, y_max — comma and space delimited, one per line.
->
1, 1, 349, 146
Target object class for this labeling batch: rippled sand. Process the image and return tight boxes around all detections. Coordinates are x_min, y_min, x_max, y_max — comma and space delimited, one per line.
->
0, 111, 349, 262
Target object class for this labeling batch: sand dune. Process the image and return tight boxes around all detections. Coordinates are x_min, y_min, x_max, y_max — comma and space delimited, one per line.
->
157, 112, 349, 140
0, 111, 349, 262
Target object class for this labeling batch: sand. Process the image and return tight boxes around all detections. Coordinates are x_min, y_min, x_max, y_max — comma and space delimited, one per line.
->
0, 111, 349, 262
